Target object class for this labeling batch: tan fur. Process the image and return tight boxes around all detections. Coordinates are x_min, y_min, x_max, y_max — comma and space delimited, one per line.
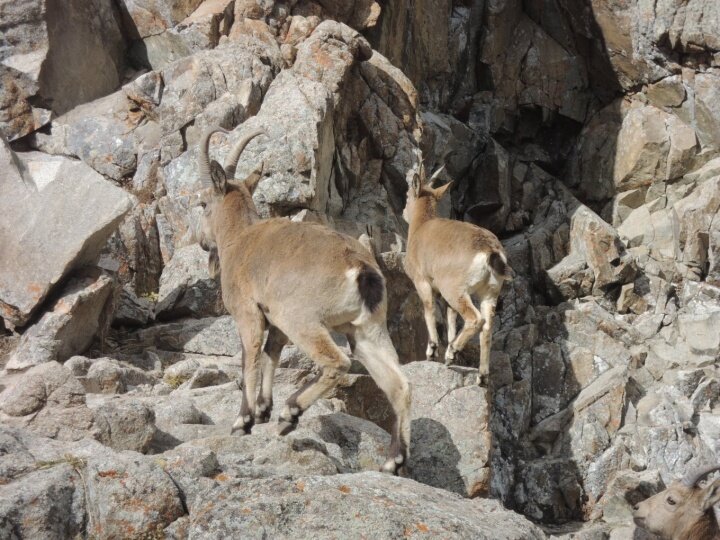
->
403, 172, 511, 385
633, 478, 720, 540
195, 127, 411, 473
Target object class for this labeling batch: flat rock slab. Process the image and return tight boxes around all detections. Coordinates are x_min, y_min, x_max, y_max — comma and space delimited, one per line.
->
181, 471, 546, 539
0, 144, 131, 327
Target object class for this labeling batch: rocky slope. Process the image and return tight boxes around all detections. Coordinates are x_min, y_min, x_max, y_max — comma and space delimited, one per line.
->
1, 0, 719, 538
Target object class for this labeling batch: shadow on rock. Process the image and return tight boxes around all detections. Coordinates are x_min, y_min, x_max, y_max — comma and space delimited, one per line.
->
408, 417, 465, 496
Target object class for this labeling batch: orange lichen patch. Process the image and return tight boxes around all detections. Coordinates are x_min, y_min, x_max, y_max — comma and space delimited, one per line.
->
97, 469, 128, 479
338, 485, 351, 494
27, 282, 44, 301
416, 523, 429, 533
468, 481, 489, 498
54, 298, 71, 315
213, 473, 229, 482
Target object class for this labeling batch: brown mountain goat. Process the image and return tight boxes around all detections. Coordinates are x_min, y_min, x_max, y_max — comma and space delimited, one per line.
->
633, 465, 720, 540
194, 126, 411, 474
403, 165, 512, 385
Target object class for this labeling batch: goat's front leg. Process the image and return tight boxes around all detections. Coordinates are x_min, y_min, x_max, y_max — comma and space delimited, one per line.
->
477, 297, 497, 386
415, 280, 439, 361
277, 325, 351, 435
231, 304, 265, 435
255, 325, 288, 424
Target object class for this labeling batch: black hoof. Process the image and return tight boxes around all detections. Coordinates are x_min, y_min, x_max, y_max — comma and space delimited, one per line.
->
231, 415, 254, 435
255, 406, 272, 424
277, 418, 298, 436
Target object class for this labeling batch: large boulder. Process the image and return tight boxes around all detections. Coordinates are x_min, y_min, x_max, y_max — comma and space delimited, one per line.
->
567, 99, 699, 202
0, 362, 96, 441
0, 425, 185, 538
0, 0, 126, 141
90, 399, 157, 453
0, 144, 131, 328
155, 243, 224, 320
403, 361, 492, 497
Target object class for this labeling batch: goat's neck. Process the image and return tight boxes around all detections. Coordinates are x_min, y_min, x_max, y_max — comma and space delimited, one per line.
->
214, 191, 260, 255
678, 512, 720, 540
408, 196, 437, 237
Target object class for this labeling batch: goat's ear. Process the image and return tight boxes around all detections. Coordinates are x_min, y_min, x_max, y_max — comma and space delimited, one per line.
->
244, 161, 264, 195
210, 160, 227, 194
433, 180, 453, 200
410, 173, 422, 196
208, 248, 220, 280
700, 477, 720, 511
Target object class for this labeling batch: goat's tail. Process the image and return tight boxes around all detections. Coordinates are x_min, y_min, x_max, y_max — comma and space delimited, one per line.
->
489, 251, 513, 281
357, 263, 385, 313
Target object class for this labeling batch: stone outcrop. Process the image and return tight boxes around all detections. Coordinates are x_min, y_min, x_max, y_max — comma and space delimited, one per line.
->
2, 0, 720, 537
0, 0, 126, 141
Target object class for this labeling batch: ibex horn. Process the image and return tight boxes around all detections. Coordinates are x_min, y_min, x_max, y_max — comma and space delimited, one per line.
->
198, 126, 228, 187
682, 464, 720, 487
224, 128, 267, 179
428, 165, 446, 186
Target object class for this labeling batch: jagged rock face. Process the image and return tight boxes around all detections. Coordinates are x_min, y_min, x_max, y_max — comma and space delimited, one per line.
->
1, 0, 719, 537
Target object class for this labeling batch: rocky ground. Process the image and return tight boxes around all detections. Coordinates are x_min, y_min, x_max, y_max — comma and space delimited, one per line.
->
1, 0, 719, 539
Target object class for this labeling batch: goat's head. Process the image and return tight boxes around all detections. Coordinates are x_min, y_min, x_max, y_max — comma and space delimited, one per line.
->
633, 465, 720, 539
195, 126, 266, 278
402, 164, 453, 224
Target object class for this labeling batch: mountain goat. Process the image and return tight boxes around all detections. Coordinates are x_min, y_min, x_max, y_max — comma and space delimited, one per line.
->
194, 126, 412, 474
403, 165, 512, 385
633, 465, 720, 540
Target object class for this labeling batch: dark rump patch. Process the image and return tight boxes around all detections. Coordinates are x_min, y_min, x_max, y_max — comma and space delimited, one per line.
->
489, 251, 510, 278
357, 264, 384, 313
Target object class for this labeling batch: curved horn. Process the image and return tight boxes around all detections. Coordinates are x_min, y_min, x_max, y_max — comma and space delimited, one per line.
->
224, 128, 267, 179
198, 126, 228, 187
428, 165, 446, 186
682, 464, 720, 487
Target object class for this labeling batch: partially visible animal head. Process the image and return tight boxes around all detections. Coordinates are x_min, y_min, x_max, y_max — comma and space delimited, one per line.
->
402, 164, 453, 224
633, 465, 720, 540
195, 126, 266, 277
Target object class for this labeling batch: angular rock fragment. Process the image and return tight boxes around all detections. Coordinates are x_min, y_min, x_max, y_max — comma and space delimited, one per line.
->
0, 144, 131, 328
6, 271, 115, 371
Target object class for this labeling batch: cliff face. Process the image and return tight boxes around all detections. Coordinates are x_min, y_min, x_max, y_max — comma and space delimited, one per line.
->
1, 0, 719, 536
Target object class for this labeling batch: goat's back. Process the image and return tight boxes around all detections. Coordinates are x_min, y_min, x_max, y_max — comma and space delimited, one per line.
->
407, 218, 506, 279
220, 218, 383, 323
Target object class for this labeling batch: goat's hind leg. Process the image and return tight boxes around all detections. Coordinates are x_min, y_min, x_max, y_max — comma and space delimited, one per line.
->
446, 306, 458, 363
477, 297, 497, 386
255, 325, 288, 424
277, 325, 351, 435
416, 280, 439, 361
353, 322, 411, 475
444, 292, 483, 366
231, 304, 265, 435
